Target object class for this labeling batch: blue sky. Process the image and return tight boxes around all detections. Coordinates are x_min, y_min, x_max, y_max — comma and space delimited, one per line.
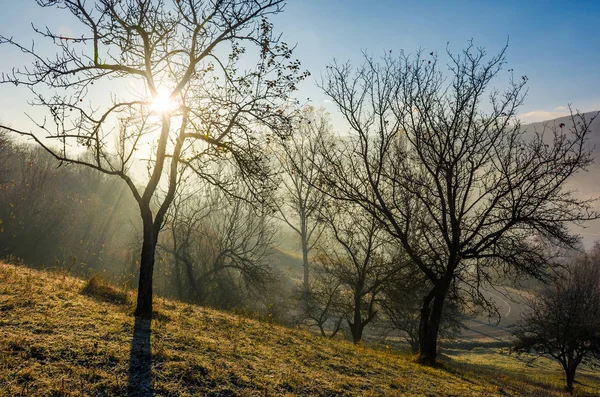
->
273, 0, 600, 123
1, 0, 599, 125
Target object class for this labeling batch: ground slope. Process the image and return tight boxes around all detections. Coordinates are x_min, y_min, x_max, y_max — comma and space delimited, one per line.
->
0, 262, 598, 396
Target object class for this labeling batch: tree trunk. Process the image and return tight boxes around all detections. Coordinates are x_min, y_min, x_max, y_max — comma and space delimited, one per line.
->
318, 323, 327, 337
564, 362, 576, 393
135, 213, 156, 319
417, 286, 448, 366
302, 241, 310, 292
349, 321, 363, 344
565, 372, 574, 393
409, 335, 419, 354
300, 212, 310, 292
174, 257, 184, 300
418, 300, 430, 355
349, 291, 364, 343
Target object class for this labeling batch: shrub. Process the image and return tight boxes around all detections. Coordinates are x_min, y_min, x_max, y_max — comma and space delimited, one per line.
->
81, 274, 128, 305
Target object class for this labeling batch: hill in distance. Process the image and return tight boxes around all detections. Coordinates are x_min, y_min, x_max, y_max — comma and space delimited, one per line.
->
524, 111, 600, 247
1, 262, 599, 396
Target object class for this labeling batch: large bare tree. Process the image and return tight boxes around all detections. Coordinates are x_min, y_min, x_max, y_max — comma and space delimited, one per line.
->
318, 43, 598, 364
0, 0, 307, 318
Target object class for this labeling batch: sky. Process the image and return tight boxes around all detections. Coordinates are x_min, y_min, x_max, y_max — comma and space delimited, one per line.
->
1, 1, 599, 245
272, 0, 600, 123
0, 0, 599, 128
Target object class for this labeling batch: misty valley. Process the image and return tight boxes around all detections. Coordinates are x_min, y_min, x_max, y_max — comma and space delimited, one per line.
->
0, 1, 599, 396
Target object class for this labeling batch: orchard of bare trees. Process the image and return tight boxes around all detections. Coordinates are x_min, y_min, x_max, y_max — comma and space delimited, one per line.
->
1, 0, 599, 379
311, 45, 598, 364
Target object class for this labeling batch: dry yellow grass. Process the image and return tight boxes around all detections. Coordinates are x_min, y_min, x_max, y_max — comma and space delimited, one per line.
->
0, 262, 598, 396
441, 347, 600, 397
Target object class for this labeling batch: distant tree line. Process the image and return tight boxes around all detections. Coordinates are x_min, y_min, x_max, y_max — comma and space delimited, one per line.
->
0, 138, 137, 274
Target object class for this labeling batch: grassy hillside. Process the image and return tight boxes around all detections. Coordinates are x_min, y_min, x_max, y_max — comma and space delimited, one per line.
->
0, 262, 598, 396
268, 247, 305, 278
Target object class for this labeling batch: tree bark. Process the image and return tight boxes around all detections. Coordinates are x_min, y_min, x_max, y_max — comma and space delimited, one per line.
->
300, 209, 310, 293
349, 321, 363, 344
302, 240, 310, 292
565, 368, 575, 392
349, 289, 364, 343
135, 211, 156, 319
563, 359, 578, 393
417, 284, 448, 366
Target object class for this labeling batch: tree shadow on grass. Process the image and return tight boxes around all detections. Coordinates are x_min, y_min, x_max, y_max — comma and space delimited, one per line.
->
128, 316, 153, 396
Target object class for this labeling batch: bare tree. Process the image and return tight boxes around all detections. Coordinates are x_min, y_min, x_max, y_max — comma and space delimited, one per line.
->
0, 0, 308, 318
159, 174, 275, 308
314, 202, 395, 343
513, 245, 600, 392
297, 265, 344, 338
273, 106, 331, 292
318, 43, 598, 364
381, 266, 464, 353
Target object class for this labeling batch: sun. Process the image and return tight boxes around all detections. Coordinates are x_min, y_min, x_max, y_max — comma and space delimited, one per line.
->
150, 90, 177, 114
